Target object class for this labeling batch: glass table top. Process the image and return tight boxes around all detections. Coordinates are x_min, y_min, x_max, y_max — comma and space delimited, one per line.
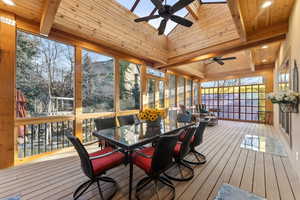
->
93, 120, 195, 149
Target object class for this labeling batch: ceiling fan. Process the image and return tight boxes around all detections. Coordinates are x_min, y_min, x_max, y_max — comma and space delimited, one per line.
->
134, 0, 195, 35
207, 56, 237, 66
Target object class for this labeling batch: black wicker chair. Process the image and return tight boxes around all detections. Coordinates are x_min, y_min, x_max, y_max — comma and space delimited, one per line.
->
183, 122, 207, 165
66, 134, 125, 200
164, 127, 196, 181
132, 134, 179, 200
117, 115, 139, 126
94, 117, 117, 148
94, 117, 116, 130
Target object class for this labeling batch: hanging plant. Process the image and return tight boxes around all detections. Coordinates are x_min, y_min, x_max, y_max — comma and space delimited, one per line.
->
267, 91, 300, 113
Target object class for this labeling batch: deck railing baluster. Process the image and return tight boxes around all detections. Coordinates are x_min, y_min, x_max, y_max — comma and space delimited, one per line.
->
62, 121, 65, 148
38, 124, 41, 154
31, 125, 34, 156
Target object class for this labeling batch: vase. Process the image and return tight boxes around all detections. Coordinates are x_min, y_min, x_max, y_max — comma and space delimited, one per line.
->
279, 103, 298, 113
146, 116, 161, 127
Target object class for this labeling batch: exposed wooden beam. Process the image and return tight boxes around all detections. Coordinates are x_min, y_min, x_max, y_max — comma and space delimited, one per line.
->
157, 24, 287, 69
247, 50, 255, 72
255, 63, 275, 70
227, 0, 247, 41
170, 68, 204, 80
40, 0, 62, 36
186, 1, 201, 21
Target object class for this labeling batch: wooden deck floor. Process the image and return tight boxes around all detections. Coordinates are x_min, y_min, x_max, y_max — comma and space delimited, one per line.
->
1, 121, 300, 200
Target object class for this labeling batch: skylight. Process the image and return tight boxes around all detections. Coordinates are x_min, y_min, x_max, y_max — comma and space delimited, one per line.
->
115, 0, 188, 35
200, 0, 227, 3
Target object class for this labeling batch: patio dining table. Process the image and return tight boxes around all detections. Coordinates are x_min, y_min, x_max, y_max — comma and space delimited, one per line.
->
93, 119, 195, 200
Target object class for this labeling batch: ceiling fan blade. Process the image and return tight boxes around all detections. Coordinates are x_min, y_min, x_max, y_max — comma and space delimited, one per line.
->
170, 15, 193, 27
158, 19, 167, 35
216, 60, 225, 65
135, 15, 160, 22
151, 0, 164, 10
172, 0, 195, 13
219, 57, 237, 61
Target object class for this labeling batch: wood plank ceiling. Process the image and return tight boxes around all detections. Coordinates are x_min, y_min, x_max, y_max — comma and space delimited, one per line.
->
240, 0, 294, 37
0, 0, 44, 22
54, 0, 168, 64
167, 3, 240, 58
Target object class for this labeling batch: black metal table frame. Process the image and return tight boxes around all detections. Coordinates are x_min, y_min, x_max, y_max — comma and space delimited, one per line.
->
93, 123, 194, 200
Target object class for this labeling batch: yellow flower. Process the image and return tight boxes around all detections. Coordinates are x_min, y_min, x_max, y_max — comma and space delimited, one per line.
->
149, 113, 158, 121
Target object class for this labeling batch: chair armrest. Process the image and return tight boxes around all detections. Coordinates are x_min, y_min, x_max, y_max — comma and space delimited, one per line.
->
133, 150, 153, 159
89, 148, 122, 160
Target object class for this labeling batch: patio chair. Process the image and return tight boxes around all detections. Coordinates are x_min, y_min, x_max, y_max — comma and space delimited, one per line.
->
132, 134, 179, 200
182, 122, 207, 165
94, 117, 116, 130
66, 134, 125, 200
164, 127, 195, 181
117, 115, 140, 126
94, 117, 117, 148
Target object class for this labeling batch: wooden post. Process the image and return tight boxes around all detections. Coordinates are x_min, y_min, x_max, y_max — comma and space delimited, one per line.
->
140, 65, 147, 110
74, 47, 83, 141
115, 59, 120, 113
175, 75, 178, 108
0, 10, 17, 169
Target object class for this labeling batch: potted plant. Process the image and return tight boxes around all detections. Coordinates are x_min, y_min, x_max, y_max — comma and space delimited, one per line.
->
138, 108, 166, 127
267, 90, 300, 113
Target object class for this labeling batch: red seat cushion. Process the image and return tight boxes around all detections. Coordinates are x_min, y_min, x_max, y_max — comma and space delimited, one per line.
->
89, 147, 124, 175
191, 136, 195, 144
132, 147, 155, 174
174, 142, 182, 157
179, 130, 187, 141
179, 133, 195, 144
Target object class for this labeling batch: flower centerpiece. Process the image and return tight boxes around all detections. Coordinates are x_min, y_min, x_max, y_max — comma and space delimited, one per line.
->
138, 108, 166, 127
267, 90, 300, 113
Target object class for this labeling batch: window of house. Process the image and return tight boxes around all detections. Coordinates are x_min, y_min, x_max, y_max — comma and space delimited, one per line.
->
82, 49, 114, 113
193, 82, 199, 105
158, 80, 165, 108
178, 77, 185, 105
186, 79, 192, 107
169, 74, 176, 107
147, 78, 155, 108
120, 60, 141, 110
201, 76, 266, 122
16, 31, 74, 118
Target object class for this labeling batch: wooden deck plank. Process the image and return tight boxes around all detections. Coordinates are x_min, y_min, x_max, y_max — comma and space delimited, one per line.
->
264, 154, 281, 200
240, 150, 255, 192
281, 157, 300, 200
228, 149, 248, 187
0, 121, 299, 200
273, 156, 295, 200
252, 152, 266, 197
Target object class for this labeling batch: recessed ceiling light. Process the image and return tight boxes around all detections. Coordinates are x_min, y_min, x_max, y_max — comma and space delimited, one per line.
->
261, 1, 272, 8
2, 0, 15, 6
262, 59, 268, 63
262, 45, 268, 49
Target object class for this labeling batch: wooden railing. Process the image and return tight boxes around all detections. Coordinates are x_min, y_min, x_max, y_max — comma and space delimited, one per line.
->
18, 120, 74, 158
